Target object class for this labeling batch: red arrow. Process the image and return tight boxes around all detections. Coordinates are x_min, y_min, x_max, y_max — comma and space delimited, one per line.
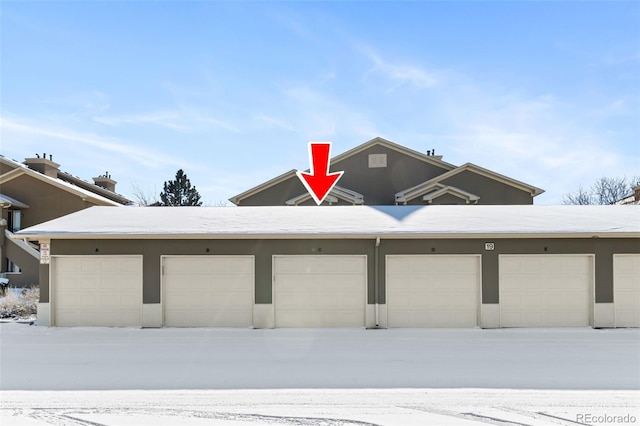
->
296, 142, 344, 205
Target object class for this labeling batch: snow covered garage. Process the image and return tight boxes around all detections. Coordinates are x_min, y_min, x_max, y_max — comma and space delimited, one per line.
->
15, 205, 640, 329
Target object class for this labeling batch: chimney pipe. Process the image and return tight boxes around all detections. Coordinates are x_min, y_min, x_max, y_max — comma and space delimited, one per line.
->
93, 174, 117, 192
24, 154, 60, 178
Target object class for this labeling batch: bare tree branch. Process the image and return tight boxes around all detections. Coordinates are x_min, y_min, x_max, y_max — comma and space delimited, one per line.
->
563, 176, 640, 205
562, 186, 593, 205
130, 182, 159, 206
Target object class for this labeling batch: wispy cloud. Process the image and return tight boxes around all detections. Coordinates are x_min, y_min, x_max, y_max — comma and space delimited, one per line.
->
587, 97, 637, 118
356, 44, 439, 90
92, 111, 186, 130
270, 11, 316, 41
93, 107, 239, 133
38, 91, 112, 116
434, 91, 635, 203
254, 114, 295, 131
284, 86, 380, 141
0, 116, 186, 169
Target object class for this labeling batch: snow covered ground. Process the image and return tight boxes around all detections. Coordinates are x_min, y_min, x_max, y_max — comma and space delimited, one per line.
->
2, 324, 638, 390
1, 324, 639, 425
2, 389, 639, 426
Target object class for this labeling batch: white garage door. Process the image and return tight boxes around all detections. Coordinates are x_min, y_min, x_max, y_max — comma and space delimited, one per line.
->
386, 255, 480, 327
53, 256, 142, 327
500, 255, 592, 327
273, 255, 366, 327
162, 256, 254, 327
614, 254, 640, 328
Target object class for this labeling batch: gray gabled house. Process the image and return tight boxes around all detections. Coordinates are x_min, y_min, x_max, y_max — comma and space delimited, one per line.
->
229, 137, 544, 206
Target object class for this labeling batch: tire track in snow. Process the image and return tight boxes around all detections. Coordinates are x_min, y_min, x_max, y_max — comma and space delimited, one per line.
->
461, 412, 534, 426
536, 412, 591, 425
21, 407, 380, 426
498, 406, 587, 425
29, 410, 107, 426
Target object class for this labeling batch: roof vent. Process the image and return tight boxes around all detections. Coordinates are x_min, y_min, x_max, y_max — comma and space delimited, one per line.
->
368, 153, 387, 168
426, 148, 443, 161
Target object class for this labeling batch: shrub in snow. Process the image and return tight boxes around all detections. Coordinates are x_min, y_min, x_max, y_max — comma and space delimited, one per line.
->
0, 287, 39, 319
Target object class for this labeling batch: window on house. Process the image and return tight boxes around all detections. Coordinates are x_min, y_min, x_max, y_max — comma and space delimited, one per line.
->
7, 210, 21, 232
6, 259, 21, 273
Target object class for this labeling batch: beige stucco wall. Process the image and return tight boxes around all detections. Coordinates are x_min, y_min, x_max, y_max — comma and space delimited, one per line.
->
1, 175, 96, 229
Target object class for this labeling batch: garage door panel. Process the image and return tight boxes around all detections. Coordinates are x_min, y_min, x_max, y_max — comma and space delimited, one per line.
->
165, 257, 252, 275
445, 276, 478, 291
390, 276, 421, 292
55, 293, 84, 308
275, 257, 364, 275
163, 256, 254, 327
616, 276, 638, 291
165, 275, 252, 293
616, 292, 640, 308
278, 275, 362, 292
500, 255, 591, 327
165, 309, 251, 328
616, 311, 640, 327
277, 310, 363, 328
200, 292, 251, 308
616, 256, 640, 272
565, 257, 592, 272
56, 258, 79, 273
277, 290, 362, 310
78, 259, 100, 273
614, 254, 640, 327
116, 276, 141, 292
386, 258, 424, 274
387, 292, 416, 308
501, 309, 587, 327
273, 256, 366, 328
392, 309, 476, 328
53, 256, 143, 327
386, 255, 480, 328
98, 259, 120, 272
57, 277, 81, 291
563, 275, 590, 290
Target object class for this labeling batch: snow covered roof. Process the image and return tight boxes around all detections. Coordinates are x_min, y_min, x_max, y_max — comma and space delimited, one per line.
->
14, 205, 640, 240
0, 166, 124, 207
0, 155, 130, 206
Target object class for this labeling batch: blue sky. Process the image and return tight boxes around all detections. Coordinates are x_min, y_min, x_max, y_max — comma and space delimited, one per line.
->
1, 1, 638, 205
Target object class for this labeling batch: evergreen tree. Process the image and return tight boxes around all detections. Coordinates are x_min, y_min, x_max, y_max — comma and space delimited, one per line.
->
159, 169, 202, 206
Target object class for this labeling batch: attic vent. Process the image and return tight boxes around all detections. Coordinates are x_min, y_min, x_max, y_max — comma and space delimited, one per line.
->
368, 153, 387, 168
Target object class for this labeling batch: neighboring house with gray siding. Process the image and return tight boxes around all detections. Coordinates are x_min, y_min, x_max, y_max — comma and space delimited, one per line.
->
0, 154, 131, 286
229, 137, 544, 206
